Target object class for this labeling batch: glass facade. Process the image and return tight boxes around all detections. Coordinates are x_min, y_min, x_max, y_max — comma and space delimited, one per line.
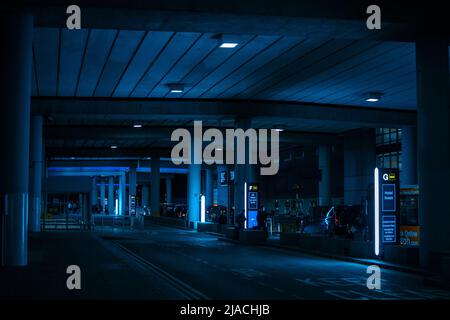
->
376, 128, 402, 170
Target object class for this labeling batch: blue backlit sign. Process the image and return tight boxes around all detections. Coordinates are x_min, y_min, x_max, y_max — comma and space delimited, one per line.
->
382, 184, 396, 212
382, 215, 397, 243
246, 183, 259, 229
248, 192, 258, 211
375, 168, 400, 252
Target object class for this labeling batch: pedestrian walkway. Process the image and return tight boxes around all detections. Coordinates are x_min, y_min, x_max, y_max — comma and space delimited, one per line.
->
0, 232, 185, 299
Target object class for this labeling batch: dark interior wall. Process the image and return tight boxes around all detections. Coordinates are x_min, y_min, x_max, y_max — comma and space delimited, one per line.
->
44, 176, 92, 193
172, 174, 187, 204
260, 146, 319, 202
343, 128, 376, 205
330, 144, 344, 199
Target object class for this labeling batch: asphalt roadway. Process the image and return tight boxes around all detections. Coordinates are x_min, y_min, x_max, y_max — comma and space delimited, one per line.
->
2, 224, 450, 300
97, 224, 450, 300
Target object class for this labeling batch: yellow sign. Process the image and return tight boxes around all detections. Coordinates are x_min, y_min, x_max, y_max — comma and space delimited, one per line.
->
400, 225, 420, 246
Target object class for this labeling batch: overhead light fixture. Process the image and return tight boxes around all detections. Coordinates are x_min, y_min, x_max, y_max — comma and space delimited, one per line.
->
273, 125, 286, 132
167, 83, 184, 93
214, 34, 239, 49
365, 92, 383, 102
110, 145, 118, 149
133, 123, 142, 128
219, 42, 238, 48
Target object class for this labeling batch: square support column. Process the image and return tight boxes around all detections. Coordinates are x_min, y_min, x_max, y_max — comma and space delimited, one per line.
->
416, 34, 450, 269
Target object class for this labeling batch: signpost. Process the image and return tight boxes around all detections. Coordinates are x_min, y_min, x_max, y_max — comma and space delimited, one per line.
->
129, 195, 136, 216
246, 183, 259, 229
374, 168, 400, 256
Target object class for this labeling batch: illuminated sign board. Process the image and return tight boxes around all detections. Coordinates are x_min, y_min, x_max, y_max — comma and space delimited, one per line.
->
219, 171, 227, 185
374, 168, 400, 255
246, 183, 259, 229
382, 215, 397, 243
129, 195, 136, 216
382, 184, 396, 212
400, 225, 420, 246
248, 192, 258, 210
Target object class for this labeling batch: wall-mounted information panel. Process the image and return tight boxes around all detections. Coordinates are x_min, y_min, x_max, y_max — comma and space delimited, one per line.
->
377, 169, 400, 246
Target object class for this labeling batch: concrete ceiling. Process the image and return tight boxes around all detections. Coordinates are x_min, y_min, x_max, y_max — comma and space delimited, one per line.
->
32, 28, 418, 109
6, 0, 447, 157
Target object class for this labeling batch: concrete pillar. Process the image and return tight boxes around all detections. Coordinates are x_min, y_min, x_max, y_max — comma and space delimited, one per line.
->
151, 157, 160, 216
165, 177, 172, 204
401, 126, 418, 186
129, 167, 137, 197
0, 13, 33, 266
29, 116, 43, 232
119, 173, 126, 215
343, 128, 376, 205
188, 164, 201, 223
233, 118, 258, 219
416, 35, 450, 269
204, 168, 214, 208
78, 193, 83, 214
100, 178, 106, 213
318, 145, 332, 206
91, 176, 98, 206
108, 177, 115, 215
142, 184, 149, 207
82, 193, 90, 226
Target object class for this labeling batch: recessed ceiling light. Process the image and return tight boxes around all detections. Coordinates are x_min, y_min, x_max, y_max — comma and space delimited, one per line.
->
365, 92, 383, 102
167, 83, 184, 93
133, 123, 142, 128
219, 42, 238, 48
273, 125, 286, 132
110, 145, 118, 149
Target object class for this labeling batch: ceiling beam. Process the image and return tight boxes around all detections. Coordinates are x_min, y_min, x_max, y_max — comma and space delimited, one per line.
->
44, 125, 341, 144
5, 1, 449, 42
46, 147, 171, 158
33, 97, 416, 128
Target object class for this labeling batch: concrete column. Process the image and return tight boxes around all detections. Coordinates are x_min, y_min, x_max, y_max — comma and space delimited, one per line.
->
216, 164, 228, 207
82, 193, 90, 225
91, 176, 98, 206
318, 145, 332, 206
401, 126, 418, 186
343, 128, 376, 205
78, 193, 83, 214
151, 157, 160, 216
233, 118, 257, 219
119, 173, 126, 215
29, 116, 43, 232
0, 13, 33, 266
165, 177, 172, 204
188, 164, 201, 223
142, 184, 149, 207
204, 167, 214, 208
129, 167, 137, 197
108, 177, 115, 215
416, 35, 450, 269
100, 178, 106, 213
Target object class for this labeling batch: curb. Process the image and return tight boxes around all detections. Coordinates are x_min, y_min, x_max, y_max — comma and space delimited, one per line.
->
218, 237, 432, 277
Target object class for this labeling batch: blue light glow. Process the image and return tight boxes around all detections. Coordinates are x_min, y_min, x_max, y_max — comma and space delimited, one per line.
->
374, 167, 380, 256
48, 166, 188, 174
